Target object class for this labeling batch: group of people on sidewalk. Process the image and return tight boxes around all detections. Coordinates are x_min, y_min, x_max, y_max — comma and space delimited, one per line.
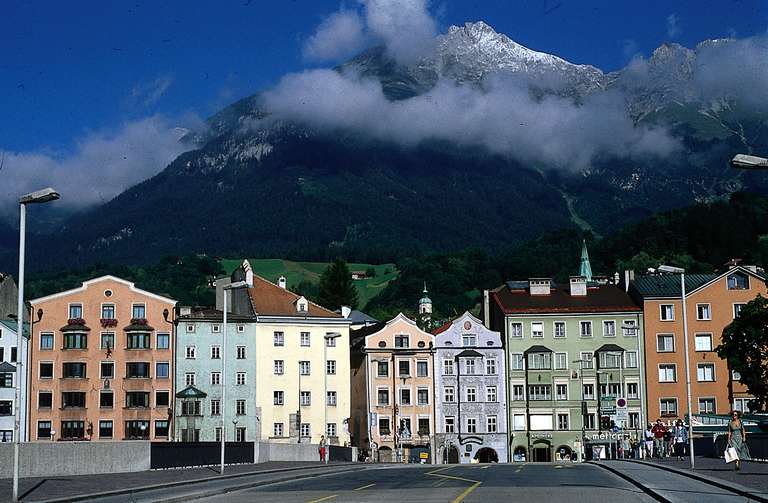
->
643, 418, 689, 460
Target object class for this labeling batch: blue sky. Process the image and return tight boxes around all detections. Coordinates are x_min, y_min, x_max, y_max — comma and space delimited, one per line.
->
3, 0, 766, 152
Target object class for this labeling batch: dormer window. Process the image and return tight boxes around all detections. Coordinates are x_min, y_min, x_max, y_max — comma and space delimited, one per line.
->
296, 296, 308, 313
394, 335, 409, 348
727, 272, 749, 290
462, 334, 476, 347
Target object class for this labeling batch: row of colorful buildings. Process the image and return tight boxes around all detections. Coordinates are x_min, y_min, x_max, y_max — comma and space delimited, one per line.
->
0, 250, 764, 465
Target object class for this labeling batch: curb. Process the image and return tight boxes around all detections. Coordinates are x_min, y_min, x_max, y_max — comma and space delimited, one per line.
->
619, 459, 768, 503
30, 463, 361, 503
586, 461, 669, 502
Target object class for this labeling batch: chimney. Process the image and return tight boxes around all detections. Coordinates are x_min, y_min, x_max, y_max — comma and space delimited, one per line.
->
529, 278, 551, 296
242, 259, 254, 287
179, 306, 192, 316
569, 276, 587, 296
341, 306, 352, 318
278, 276, 287, 289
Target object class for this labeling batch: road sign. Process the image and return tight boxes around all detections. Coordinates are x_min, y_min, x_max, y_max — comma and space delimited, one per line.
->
419, 452, 428, 460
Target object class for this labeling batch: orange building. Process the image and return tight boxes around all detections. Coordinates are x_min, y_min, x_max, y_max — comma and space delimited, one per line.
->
631, 265, 766, 423
28, 276, 176, 441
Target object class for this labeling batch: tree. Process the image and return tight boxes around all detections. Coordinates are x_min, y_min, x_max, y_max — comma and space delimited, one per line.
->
317, 259, 359, 310
717, 295, 768, 411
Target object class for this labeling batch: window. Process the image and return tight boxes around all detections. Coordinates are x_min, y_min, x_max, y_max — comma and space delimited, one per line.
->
236, 400, 246, 415
327, 360, 336, 375
63, 332, 87, 350
465, 359, 476, 375
580, 352, 593, 369
273, 391, 284, 406
580, 321, 592, 337
377, 388, 390, 406
100, 391, 114, 408
727, 272, 749, 290
126, 362, 150, 378
554, 322, 566, 338
125, 420, 150, 440
300, 423, 310, 437
601, 382, 622, 397
377, 361, 389, 377
660, 398, 678, 416
466, 418, 477, 433
487, 416, 497, 433
185, 372, 196, 386
734, 304, 746, 318
556, 383, 568, 400
180, 400, 201, 416
395, 334, 409, 348
61, 420, 85, 440
584, 414, 596, 430
625, 351, 638, 368
100, 304, 115, 320
155, 362, 169, 379
300, 391, 311, 406
512, 384, 524, 401
622, 320, 638, 337
237, 325, 245, 334
627, 382, 639, 399
511, 353, 525, 370
629, 412, 640, 429
603, 321, 616, 337
582, 383, 595, 400
10, 347, 16, 363
557, 414, 569, 430
444, 386, 455, 402
94, 420, 112, 439
38, 391, 52, 409
155, 420, 169, 438
327, 423, 337, 437
462, 334, 477, 346
417, 418, 430, 435
131, 304, 146, 319
37, 421, 52, 439
693, 333, 713, 352
400, 388, 412, 406
100, 333, 114, 350
62, 392, 86, 408
127, 332, 150, 350
697, 363, 715, 382
660, 304, 674, 321
417, 388, 429, 406
327, 391, 337, 406
466, 387, 477, 402
398, 360, 410, 377
733, 398, 755, 413
211, 324, 221, 333
696, 304, 711, 320
300, 332, 311, 347
487, 386, 497, 402
236, 372, 246, 385
273, 423, 284, 437
156, 333, 170, 350
273, 332, 284, 346
445, 417, 455, 433
126, 392, 149, 408
510, 322, 523, 338
528, 385, 551, 400
416, 360, 428, 377
185, 324, 195, 333
40, 333, 54, 350
156, 391, 170, 407
210, 346, 221, 359
300, 361, 311, 376
531, 322, 543, 338
659, 364, 676, 382
657, 334, 675, 352
236, 346, 246, 359
379, 417, 391, 435
62, 362, 87, 378
39, 362, 53, 379
554, 352, 567, 370
513, 414, 526, 431
325, 334, 337, 347
274, 360, 284, 375
598, 351, 622, 369
68, 304, 83, 319
486, 359, 497, 375
210, 372, 221, 385
443, 359, 454, 375
528, 352, 551, 370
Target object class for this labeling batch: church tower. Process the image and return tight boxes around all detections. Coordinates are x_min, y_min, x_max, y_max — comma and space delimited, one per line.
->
418, 282, 432, 326
579, 239, 593, 282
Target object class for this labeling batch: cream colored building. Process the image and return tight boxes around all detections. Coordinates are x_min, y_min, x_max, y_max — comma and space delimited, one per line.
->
218, 261, 351, 445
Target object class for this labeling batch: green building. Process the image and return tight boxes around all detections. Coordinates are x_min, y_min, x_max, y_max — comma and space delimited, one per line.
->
486, 267, 646, 462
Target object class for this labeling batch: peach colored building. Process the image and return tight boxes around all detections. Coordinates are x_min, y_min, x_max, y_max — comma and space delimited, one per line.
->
363, 314, 435, 463
28, 276, 176, 441
631, 265, 766, 423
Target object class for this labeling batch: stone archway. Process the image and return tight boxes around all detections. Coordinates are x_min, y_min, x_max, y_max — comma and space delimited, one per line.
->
443, 445, 460, 464
474, 447, 499, 463
378, 446, 393, 463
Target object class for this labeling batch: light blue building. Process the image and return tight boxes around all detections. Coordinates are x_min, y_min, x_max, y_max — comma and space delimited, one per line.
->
0, 319, 29, 442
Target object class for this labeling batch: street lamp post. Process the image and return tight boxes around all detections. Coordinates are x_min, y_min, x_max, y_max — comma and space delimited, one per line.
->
14, 188, 59, 503
658, 264, 695, 469
731, 154, 768, 169
323, 332, 341, 464
220, 280, 248, 475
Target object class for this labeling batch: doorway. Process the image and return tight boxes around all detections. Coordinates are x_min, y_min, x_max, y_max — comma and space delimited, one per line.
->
532, 445, 552, 462
474, 448, 499, 463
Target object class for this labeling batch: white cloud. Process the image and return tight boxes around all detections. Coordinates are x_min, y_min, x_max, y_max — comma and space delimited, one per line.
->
0, 115, 201, 215
130, 75, 174, 107
667, 14, 681, 39
303, 9, 368, 62
362, 0, 437, 64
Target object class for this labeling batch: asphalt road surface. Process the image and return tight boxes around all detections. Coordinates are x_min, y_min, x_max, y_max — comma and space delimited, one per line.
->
195, 463, 656, 503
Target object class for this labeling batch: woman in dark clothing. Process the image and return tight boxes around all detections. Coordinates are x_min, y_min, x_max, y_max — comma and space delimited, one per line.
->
672, 420, 688, 460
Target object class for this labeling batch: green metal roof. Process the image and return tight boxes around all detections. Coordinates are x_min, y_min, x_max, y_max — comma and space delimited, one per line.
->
632, 273, 717, 298
175, 386, 207, 399
0, 319, 30, 338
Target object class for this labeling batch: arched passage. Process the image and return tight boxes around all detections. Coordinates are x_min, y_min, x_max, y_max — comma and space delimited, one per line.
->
378, 446, 393, 463
443, 445, 460, 464
474, 447, 499, 463
555, 445, 573, 461
532, 440, 552, 462
513, 446, 527, 462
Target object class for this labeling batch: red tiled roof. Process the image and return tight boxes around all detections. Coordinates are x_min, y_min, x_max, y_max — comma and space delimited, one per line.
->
247, 275, 341, 318
432, 320, 452, 335
491, 283, 641, 314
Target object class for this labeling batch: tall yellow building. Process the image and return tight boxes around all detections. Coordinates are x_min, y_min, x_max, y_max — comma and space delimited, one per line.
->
218, 261, 351, 445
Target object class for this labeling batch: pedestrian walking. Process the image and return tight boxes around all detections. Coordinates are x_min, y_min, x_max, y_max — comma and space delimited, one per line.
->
728, 411, 751, 471
319, 435, 327, 463
672, 420, 688, 460
651, 419, 667, 458
643, 424, 654, 459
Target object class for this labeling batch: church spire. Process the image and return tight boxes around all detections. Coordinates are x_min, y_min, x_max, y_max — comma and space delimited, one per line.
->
579, 239, 593, 281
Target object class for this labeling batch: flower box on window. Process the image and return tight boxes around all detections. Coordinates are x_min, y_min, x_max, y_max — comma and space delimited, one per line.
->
67, 318, 86, 326
130, 318, 148, 326
100, 318, 118, 328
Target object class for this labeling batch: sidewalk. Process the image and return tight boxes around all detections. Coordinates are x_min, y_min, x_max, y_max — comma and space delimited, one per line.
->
640, 456, 768, 495
0, 461, 337, 502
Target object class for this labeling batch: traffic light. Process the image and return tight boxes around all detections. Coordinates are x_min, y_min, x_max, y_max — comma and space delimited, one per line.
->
600, 416, 611, 430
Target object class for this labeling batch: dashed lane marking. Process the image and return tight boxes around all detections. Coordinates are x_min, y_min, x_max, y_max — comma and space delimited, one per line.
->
354, 483, 376, 491
306, 495, 338, 503
451, 481, 482, 503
